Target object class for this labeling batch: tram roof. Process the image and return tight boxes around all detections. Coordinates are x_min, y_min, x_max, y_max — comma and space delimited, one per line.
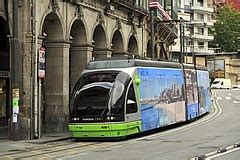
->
86, 57, 182, 69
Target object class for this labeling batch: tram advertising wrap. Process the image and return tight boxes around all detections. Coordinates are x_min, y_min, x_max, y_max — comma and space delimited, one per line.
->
197, 70, 212, 115
184, 68, 199, 120
68, 58, 213, 139
137, 68, 185, 132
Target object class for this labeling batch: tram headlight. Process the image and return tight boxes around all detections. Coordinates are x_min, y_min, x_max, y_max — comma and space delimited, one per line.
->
73, 117, 79, 121
107, 116, 115, 120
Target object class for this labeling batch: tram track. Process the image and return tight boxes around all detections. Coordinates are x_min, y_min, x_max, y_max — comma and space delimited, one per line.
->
0, 93, 221, 159
0, 140, 100, 159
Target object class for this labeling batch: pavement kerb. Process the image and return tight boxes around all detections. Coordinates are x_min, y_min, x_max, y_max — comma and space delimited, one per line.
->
26, 136, 72, 144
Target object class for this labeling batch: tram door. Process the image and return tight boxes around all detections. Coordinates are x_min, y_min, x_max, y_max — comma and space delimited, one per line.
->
125, 83, 139, 125
0, 78, 9, 139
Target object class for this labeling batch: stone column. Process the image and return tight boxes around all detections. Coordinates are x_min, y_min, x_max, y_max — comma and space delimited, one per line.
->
44, 41, 70, 133
70, 45, 93, 92
93, 48, 112, 60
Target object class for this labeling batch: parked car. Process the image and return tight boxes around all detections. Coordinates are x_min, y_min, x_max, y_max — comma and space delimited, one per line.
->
232, 84, 240, 90
211, 78, 231, 89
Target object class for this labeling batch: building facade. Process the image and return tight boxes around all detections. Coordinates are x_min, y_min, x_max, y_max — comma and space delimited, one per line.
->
0, 0, 178, 140
172, 0, 215, 64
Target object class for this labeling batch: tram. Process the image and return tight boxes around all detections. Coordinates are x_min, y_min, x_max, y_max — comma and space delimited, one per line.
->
68, 58, 212, 138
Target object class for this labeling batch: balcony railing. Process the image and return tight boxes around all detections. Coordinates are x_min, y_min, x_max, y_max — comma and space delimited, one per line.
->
192, 34, 214, 40
191, 48, 215, 54
191, 5, 214, 12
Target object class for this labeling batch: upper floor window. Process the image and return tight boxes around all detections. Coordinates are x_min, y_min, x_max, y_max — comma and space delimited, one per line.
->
197, 0, 203, 6
198, 42, 204, 48
197, 14, 204, 21
198, 28, 204, 35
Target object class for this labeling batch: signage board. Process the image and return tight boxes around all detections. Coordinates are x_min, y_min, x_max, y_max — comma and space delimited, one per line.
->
38, 47, 46, 78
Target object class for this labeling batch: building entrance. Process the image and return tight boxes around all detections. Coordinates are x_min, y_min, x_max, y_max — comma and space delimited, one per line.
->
0, 78, 9, 139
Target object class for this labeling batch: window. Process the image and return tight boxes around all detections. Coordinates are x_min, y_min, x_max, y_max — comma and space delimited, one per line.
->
185, 0, 190, 5
198, 28, 204, 35
198, 42, 204, 48
197, 14, 204, 21
126, 84, 138, 114
197, 0, 203, 6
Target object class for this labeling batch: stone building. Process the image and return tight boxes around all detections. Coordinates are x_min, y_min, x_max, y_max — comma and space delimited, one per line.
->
0, 0, 178, 140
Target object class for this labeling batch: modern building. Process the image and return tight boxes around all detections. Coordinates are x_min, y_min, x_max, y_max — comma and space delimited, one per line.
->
0, 0, 178, 140
172, 0, 215, 64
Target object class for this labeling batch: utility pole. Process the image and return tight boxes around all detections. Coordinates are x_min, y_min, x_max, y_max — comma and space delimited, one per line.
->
150, 9, 155, 58
12, 0, 20, 141
179, 17, 183, 63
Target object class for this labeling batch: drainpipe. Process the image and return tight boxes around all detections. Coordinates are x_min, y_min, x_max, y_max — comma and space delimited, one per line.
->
34, 0, 40, 138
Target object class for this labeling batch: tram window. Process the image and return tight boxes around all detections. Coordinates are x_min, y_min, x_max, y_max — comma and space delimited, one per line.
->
126, 84, 137, 114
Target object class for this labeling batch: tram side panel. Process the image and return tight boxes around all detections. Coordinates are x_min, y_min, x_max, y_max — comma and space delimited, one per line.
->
184, 68, 199, 120
196, 70, 213, 115
137, 67, 186, 132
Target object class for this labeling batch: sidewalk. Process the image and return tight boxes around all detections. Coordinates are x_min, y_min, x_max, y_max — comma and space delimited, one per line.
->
0, 132, 71, 153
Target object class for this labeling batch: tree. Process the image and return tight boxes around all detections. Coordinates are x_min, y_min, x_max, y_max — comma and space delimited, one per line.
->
211, 5, 240, 52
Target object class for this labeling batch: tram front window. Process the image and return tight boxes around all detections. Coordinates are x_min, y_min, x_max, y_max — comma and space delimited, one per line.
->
70, 71, 131, 123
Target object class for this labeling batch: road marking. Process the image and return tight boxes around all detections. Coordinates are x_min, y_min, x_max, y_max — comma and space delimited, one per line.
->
57, 152, 88, 160
109, 145, 122, 149
225, 97, 231, 100
205, 147, 240, 160
216, 97, 222, 100
233, 101, 239, 104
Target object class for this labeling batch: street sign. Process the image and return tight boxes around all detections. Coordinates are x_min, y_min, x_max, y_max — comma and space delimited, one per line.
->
38, 47, 46, 78
12, 88, 19, 116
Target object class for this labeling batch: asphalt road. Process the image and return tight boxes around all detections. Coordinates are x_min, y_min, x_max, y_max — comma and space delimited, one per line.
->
0, 89, 239, 160
59, 89, 240, 160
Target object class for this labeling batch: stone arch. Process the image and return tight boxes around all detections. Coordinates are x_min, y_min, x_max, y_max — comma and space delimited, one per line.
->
128, 34, 138, 55
67, 17, 89, 44
111, 29, 124, 57
0, 12, 12, 36
0, 16, 10, 70
70, 19, 88, 46
41, 12, 69, 133
39, 9, 65, 38
92, 24, 108, 59
41, 12, 64, 40
69, 19, 89, 92
0, 16, 10, 138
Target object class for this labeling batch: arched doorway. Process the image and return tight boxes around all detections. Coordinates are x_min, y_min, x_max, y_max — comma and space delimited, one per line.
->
128, 35, 138, 55
92, 25, 108, 60
41, 12, 69, 133
111, 30, 124, 57
0, 16, 10, 139
69, 20, 88, 92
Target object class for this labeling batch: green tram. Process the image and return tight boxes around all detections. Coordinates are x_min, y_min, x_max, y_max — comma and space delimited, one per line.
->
68, 58, 212, 139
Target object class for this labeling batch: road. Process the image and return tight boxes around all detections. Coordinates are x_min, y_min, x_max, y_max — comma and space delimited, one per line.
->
0, 89, 239, 160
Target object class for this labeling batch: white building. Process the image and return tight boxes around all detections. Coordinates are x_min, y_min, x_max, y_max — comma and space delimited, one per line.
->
172, 0, 215, 63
